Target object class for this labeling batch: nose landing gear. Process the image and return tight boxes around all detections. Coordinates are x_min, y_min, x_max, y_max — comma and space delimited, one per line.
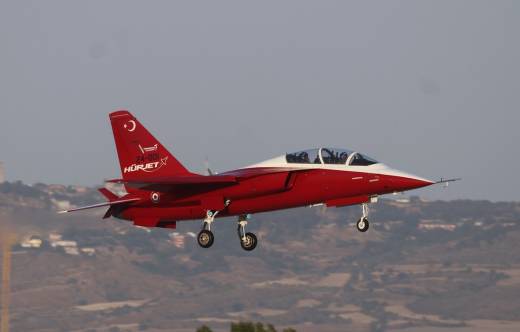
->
356, 203, 370, 232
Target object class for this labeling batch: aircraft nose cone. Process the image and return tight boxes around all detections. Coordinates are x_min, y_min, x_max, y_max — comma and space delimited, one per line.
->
381, 167, 434, 191
391, 176, 434, 190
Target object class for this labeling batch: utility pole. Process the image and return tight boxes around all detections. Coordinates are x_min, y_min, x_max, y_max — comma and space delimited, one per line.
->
1, 234, 14, 332
0, 162, 5, 183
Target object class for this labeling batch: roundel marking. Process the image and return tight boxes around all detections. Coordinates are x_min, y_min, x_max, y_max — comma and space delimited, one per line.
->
150, 192, 160, 203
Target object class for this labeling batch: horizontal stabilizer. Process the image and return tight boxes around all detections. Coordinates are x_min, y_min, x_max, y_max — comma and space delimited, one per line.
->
58, 198, 140, 214
98, 187, 119, 201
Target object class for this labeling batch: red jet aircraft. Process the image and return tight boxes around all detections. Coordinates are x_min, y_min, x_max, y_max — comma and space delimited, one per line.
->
61, 111, 458, 251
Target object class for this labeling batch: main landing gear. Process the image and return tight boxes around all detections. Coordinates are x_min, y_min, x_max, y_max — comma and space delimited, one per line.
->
197, 210, 217, 248
237, 214, 257, 251
196, 201, 258, 251
356, 203, 370, 232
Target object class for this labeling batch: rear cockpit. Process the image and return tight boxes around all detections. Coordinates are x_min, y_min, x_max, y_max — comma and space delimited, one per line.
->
285, 148, 378, 166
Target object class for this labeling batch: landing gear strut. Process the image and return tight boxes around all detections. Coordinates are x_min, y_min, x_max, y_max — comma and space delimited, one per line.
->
197, 210, 219, 248
196, 200, 232, 249
356, 203, 370, 232
237, 214, 257, 251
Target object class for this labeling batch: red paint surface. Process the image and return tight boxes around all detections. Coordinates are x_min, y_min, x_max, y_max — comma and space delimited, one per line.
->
74, 111, 435, 228
118, 168, 433, 224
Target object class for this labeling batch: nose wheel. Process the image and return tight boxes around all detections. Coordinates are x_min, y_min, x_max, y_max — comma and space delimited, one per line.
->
356, 217, 369, 232
356, 203, 370, 232
237, 215, 257, 251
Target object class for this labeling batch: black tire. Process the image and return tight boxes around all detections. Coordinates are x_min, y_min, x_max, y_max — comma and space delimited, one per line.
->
197, 229, 214, 248
240, 232, 257, 251
356, 217, 369, 232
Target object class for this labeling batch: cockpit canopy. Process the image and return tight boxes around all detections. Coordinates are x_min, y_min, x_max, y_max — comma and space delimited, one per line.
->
286, 148, 378, 166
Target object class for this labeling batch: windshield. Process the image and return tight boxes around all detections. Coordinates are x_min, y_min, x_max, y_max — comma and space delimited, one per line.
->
349, 153, 378, 166
286, 149, 321, 164
286, 148, 378, 166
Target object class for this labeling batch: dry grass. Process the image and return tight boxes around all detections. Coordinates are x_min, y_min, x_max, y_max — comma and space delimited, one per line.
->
315, 272, 351, 287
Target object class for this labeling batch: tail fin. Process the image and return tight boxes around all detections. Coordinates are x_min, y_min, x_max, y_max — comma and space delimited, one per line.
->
109, 110, 192, 181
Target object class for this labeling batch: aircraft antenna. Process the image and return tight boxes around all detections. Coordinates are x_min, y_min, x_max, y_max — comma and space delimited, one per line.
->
204, 157, 215, 175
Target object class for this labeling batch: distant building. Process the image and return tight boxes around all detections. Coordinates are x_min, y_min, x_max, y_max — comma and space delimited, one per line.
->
169, 232, 186, 249
395, 198, 410, 203
0, 161, 4, 183
49, 232, 62, 242
73, 185, 89, 193
50, 239, 81, 255
81, 248, 96, 256
418, 223, 456, 231
64, 247, 80, 255
52, 240, 77, 248
20, 236, 43, 248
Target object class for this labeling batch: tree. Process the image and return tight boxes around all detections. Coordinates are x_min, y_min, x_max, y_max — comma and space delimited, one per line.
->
266, 324, 277, 332
255, 322, 267, 332
230, 322, 255, 332
229, 321, 292, 332
196, 325, 213, 332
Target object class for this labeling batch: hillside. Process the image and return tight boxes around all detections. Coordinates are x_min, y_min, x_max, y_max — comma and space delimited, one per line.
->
1, 181, 520, 332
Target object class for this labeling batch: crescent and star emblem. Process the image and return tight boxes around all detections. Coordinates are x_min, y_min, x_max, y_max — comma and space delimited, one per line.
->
123, 120, 136, 132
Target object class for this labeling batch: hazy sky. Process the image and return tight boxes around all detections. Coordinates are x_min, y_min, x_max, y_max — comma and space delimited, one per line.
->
1, 1, 519, 201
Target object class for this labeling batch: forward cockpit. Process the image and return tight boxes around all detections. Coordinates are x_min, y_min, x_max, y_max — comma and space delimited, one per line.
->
286, 148, 378, 166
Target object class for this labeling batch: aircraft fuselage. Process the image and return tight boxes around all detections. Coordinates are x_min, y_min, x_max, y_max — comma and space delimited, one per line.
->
118, 166, 432, 222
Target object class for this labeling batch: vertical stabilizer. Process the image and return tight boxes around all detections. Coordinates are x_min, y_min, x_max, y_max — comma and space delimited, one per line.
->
109, 110, 191, 181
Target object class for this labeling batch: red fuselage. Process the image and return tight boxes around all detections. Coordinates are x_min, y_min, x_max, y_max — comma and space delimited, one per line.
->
117, 166, 432, 224
61, 111, 435, 234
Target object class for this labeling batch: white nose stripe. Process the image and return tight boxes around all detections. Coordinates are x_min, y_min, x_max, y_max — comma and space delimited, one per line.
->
378, 167, 433, 184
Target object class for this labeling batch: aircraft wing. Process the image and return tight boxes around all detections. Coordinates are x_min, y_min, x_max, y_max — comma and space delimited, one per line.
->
58, 198, 141, 214
107, 168, 306, 188
106, 174, 238, 186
